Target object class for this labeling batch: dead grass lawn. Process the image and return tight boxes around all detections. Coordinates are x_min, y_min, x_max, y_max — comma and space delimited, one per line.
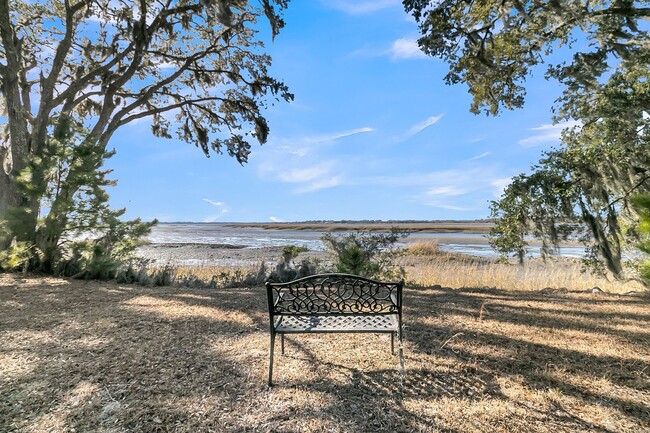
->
1, 273, 649, 432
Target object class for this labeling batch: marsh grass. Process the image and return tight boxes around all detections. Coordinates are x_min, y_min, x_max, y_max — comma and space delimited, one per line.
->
1, 273, 648, 432
405, 239, 440, 256
400, 243, 644, 294
123, 262, 265, 289
137, 243, 645, 295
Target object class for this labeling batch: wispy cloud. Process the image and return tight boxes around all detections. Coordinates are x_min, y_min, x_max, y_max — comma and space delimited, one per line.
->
365, 166, 514, 212
203, 199, 224, 207
519, 120, 581, 147
467, 151, 491, 161
307, 127, 374, 143
389, 38, 427, 61
426, 186, 467, 197
295, 175, 344, 193
269, 216, 284, 222
324, 0, 401, 15
277, 163, 333, 183
407, 114, 444, 136
254, 126, 375, 193
272, 162, 343, 193
258, 157, 344, 194
435, 204, 473, 211
202, 199, 229, 222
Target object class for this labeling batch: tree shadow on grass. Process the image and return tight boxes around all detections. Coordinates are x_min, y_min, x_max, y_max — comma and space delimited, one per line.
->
2, 278, 649, 432
0, 280, 263, 433
403, 286, 650, 431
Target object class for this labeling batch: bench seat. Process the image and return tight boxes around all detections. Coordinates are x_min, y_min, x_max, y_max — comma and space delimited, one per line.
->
274, 314, 399, 333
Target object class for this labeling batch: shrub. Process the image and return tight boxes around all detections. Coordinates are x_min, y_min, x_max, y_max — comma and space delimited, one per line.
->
282, 245, 309, 258
321, 228, 408, 280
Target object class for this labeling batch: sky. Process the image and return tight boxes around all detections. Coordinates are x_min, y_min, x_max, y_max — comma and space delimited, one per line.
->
106, 0, 573, 223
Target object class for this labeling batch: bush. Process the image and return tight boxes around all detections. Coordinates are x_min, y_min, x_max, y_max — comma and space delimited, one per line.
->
282, 245, 309, 258
321, 228, 408, 280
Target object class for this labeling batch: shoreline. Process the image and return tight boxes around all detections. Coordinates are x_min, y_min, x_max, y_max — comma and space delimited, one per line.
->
223, 221, 494, 234
136, 237, 584, 267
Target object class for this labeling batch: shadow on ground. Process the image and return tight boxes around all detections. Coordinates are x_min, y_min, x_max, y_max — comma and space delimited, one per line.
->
1, 274, 648, 432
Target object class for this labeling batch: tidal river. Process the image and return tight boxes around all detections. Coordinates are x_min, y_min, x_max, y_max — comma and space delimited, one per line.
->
144, 223, 586, 259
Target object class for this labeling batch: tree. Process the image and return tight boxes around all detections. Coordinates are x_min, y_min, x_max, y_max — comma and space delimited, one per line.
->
632, 194, 650, 284
403, 0, 649, 115
404, 0, 649, 280
0, 123, 156, 275
0, 0, 292, 253
490, 62, 649, 279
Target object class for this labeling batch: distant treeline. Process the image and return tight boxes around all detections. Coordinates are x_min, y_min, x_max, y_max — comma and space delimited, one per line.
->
223, 221, 495, 234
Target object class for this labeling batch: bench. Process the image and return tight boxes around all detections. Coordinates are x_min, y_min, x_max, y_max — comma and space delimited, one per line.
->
265, 273, 404, 386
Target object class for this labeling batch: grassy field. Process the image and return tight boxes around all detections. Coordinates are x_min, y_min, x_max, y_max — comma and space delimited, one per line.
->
1, 267, 649, 432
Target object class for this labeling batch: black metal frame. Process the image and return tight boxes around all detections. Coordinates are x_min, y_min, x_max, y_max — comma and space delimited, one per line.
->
265, 273, 404, 386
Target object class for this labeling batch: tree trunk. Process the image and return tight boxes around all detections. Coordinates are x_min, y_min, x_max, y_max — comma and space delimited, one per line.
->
0, 0, 39, 249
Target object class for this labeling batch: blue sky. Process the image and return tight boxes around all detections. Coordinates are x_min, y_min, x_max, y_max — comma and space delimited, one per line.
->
107, 0, 573, 223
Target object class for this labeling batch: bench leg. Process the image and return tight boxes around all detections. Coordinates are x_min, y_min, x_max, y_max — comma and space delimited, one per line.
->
268, 332, 276, 387
281, 334, 285, 355
391, 332, 395, 355
398, 329, 405, 375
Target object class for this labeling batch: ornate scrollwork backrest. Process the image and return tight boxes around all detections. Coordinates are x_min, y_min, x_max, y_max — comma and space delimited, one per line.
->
266, 274, 402, 315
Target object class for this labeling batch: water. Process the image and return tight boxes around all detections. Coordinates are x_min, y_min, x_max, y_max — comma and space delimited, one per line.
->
146, 223, 586, 258
147, 223, 326, 250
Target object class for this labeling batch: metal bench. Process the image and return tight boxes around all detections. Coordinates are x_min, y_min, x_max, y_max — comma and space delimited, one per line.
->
265, 273, 404, 386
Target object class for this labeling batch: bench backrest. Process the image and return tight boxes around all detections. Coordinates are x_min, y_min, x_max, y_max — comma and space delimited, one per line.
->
265, 273, 403, 316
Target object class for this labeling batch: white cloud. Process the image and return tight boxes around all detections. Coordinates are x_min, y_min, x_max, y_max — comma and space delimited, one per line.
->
295, 175, 344, 193
325, 0, 401, 15
280, 146, 309, 157
277, 163, 332, 183
408, 114, 444, 136
364, 166, 515, 212
467, 151, 491, 161
269, 162, 343, 193
253, 126, 375, 194
269, 216, 284, 222
389, 38, 427, 61
518, 120, 581, 147
306, 127, 374, 143
435, 204, 473, 211
203, 199, 224, 207
202, 199, 229, 222
426, 186, 466, 197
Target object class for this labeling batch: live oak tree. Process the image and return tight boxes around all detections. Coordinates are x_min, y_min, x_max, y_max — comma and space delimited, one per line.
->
633, 194, 650, 284
404, 0, 650, 280
0, 0, 291, 273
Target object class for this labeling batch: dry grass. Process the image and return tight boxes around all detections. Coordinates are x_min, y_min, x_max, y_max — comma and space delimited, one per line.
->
170, 263, 261, 283
2, 273, 649, 432
406, 240, 441, 256
401, 252, 645, 294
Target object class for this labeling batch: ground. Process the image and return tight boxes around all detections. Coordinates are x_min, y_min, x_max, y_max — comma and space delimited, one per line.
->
1, 274, 649, 432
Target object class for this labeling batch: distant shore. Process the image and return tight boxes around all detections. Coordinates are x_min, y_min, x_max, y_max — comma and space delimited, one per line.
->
224, 221, 494, 234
